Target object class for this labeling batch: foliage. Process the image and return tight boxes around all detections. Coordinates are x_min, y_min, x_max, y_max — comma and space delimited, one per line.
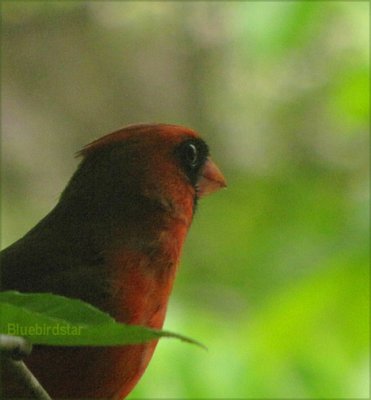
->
0, 291, 202, 347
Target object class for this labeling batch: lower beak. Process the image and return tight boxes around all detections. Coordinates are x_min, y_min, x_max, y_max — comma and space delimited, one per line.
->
196, 158, 227, 198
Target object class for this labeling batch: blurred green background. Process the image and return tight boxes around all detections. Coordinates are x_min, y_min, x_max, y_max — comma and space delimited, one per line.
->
1, 1, 369, 398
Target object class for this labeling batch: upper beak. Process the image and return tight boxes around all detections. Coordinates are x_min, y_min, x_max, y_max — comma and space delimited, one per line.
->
196, 158, 227, 198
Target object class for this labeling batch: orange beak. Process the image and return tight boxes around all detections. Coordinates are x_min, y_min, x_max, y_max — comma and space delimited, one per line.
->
197, 158, 227, 198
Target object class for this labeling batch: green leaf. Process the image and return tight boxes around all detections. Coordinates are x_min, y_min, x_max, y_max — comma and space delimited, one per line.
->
0, 291, 205, 348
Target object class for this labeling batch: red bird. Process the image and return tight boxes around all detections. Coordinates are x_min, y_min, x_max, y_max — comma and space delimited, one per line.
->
1, 123, 226, 399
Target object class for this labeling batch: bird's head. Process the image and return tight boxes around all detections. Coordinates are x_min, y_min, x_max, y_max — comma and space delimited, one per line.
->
61, 123, 226, 229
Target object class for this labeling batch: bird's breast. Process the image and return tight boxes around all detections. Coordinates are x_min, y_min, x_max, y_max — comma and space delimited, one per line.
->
106, 222, 188, 328
90, 221, 190, 399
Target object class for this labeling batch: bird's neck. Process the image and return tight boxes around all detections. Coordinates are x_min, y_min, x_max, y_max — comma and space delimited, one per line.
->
42, 192, 193, 328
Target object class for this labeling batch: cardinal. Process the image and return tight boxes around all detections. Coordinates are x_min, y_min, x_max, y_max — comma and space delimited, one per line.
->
0, 123, 226, 399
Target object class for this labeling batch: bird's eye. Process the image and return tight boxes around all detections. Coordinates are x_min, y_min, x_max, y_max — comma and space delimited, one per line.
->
175, 138, 209, 184
184, 143, 198, 168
